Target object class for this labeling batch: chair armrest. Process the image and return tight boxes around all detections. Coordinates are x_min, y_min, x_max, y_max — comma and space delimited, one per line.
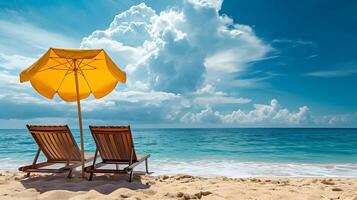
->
125, 154, 150, 172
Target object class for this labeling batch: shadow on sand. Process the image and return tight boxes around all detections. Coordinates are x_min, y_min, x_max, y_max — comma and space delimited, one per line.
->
20, 171, 151, 195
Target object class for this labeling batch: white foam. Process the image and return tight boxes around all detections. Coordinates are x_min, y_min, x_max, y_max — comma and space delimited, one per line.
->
3, 157, 357, 177
146, 159, 357, 177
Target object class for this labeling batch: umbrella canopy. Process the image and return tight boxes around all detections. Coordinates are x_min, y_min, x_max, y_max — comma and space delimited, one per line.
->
19, 48, 126, 176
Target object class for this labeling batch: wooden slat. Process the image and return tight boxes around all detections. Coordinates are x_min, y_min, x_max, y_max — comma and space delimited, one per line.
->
98, 134, 110, 159
109, 134, 121, 160
48, 133, 65, 159
24, 168, 67, 173
125, 134, 133, 160
27, 125, 81, 162
39, 133, 58, 159
65, 126, 82, 160
103, 134, 114, 160
45, 132, 61, 159
32, 132, 53, 160
116, 132, 126, 160
113, 133, 124, 160
125, 154, 150, 171
19, 162, 54, 171
118, 133, 128, 160
89, 126, 137, 162
92, 135, 103, 159
55, 133, 68, 159
104, 134, 115, 159
128, 126, 137, 160
121, 133, 131, 160
63, 132, 81, 160
57, 133, 71, 159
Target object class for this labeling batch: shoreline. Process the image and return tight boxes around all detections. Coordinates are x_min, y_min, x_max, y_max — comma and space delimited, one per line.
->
2, 159, 357, 178
1, 171, 357, 199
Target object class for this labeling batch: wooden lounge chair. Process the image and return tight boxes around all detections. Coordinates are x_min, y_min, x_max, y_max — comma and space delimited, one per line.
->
18, 125, 93, 178
85, 126, 150, 182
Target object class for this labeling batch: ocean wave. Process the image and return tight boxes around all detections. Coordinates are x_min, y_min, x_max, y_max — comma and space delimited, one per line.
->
147, 160, 357, 177
3, 157, 357, 177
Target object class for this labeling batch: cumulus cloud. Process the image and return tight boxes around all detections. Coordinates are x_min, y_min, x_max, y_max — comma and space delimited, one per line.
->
81, 1, 270, 93
181, 99, 310, 126
72, 0, 272, 125
188, 0, 223, 10
181, 106, 221, 123
221, 99, 310, 125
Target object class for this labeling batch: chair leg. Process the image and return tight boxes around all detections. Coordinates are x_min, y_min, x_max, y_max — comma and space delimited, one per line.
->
67, 169, 73, 178
145, 159, 149, 174
129, 170, 134, 182
88, 149, 98, 181
89, 172, 94, 181
26, 148, 41, 178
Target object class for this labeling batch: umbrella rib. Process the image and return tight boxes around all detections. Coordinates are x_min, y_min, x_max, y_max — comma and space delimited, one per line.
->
55, 69, 72, 92
78, 68, 93, 93
65, 58, 75, 70
77, 59, 84, 69
38, 61, 70, 72
52, 68, 72, 71
80, 64, 98, 70
79, 60, 98, 70
49, 57, 103, 60
80, 68, 97, 71
50, 57, 72, 69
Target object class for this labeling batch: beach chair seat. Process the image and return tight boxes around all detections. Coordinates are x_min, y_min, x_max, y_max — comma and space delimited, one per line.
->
18, 125, 93, 178
84, 126, 150, 182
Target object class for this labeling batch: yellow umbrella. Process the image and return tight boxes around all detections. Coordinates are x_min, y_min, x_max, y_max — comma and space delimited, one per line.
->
19, 48, 126, 176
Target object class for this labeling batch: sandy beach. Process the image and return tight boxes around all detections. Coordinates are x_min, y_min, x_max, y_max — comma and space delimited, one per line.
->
0, 171, 356, 200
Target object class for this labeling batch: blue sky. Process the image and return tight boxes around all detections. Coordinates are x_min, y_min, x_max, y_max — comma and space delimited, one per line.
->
0, 0, 356, 128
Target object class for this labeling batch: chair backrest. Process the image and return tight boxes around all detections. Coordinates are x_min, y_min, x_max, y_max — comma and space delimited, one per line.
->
89, 126, 137, 163
27, 125, 81, 162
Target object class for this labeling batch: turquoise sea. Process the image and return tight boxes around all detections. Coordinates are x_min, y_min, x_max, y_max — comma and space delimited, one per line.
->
1, 128, 357, 177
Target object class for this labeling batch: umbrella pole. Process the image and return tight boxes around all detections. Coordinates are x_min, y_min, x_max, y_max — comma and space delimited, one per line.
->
74, 63, 85, 178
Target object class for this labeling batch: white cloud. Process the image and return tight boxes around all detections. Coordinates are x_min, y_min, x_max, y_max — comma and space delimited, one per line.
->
188, 0, 223, 10
106, 90, 180, 106
204, 25, 270, 75
181, 106, 221, 123
195, 96, 251, 105
181, 99, 310, 126
221, 99, 310, 125
0, 18, 78, 55
305, 69, 357, 77
76, 89, 180, 112
0, 53, 36, 70
0, 71, 46, 106
193, 84, 251, 105
78, 1, 271, 124
196, 84, 222, 95
314, 113, 357, 126
272, 39, 315, 46
81, 1, 270, 93
0, 70, 61, 105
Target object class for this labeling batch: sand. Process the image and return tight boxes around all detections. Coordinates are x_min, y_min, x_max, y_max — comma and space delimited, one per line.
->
0, 171, 357, 200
